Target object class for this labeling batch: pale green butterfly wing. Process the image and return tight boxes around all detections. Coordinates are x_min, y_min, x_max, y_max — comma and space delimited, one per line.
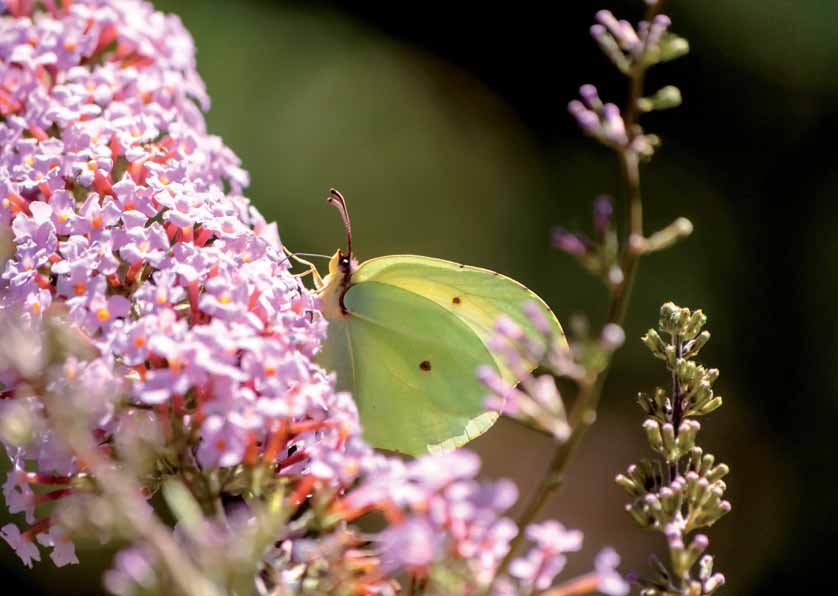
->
351, 255, 566, 382
317, 255, 565, 455
318, 280, 499, 455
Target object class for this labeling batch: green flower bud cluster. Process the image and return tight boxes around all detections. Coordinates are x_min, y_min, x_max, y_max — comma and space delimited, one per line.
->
642, 546, 725, 596
617, 447, 730, 533
616, 303, 730, 595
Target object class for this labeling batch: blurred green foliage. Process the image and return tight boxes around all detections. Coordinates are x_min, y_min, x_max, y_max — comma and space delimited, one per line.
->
679, 0, 838, 94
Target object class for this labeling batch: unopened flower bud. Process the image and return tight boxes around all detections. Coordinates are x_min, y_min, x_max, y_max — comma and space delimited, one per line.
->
523, 300, 554, 338
643, 419, 664, 453
642, 329, 667, 360
658, 33, 690, 63
686, 534, 709, 567
646, 14, 672, 51
706, 463, 730, 483
615, 473, 641, 497
600, 323, 625, 351
601, 103, 628, 146
698, 554, 714, 581
699, 453, 716, 476
607, 264, 624, 287
676, 420, 700, 453
660, 423, 677, 460
645, 217, 694, 253
591, 24, 630, 73
704, 573, 725, 593
579, 84, 602, 111
592, 195, 613, 241
683, 330, 711, 359
696, 396, 723, 415
568, 99, 600, 133
552, 228, 590, 256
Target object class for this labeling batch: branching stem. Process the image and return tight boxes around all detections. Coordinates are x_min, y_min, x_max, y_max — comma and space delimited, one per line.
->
497, 2, 666, 577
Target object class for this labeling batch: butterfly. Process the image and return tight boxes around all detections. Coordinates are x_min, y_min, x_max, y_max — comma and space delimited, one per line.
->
300, 189, 564, 455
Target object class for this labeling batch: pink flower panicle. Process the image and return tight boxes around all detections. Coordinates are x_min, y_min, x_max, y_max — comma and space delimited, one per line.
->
0, 0, 355, 568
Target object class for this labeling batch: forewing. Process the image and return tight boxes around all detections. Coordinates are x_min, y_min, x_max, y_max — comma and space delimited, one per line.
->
352, 255, 565, 381
318, 280, 499, 455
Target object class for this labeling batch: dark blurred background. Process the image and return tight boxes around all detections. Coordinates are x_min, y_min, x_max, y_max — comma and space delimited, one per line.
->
5, 0, 835, 593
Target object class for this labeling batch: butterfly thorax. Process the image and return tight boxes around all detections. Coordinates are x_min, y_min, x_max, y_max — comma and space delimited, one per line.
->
317, 249, 358, 320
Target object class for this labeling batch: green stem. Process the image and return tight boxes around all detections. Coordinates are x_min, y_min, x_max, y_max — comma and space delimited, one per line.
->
668, 334, 684, 481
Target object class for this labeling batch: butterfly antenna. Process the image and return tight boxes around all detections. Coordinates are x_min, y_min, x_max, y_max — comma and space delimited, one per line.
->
327, 188, 353, 258
293, 252, 332, 260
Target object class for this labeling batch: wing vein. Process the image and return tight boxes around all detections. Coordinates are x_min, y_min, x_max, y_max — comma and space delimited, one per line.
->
345, 319, 358, 394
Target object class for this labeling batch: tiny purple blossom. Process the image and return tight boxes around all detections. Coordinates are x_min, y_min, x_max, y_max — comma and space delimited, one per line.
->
579, 84, 602, 110
103, 547, 158, 595
196, 415, 249, 468
36, 526, 79, 567
594, 548, 630, 596
1, 523, 41, 568
2, 455, 35, 523
510, 521, 584, 591
117, 223, 170, 267
49, 190, 78, 235
377, 517, 441, 573
552, 228, 589, 256
407, 450, 481, 495
568, 99, 600, 134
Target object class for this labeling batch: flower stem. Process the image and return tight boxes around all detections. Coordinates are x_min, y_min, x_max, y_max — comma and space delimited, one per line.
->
44, 394, 222, 596
498, 2, 664, 576
668, 334, 684, 481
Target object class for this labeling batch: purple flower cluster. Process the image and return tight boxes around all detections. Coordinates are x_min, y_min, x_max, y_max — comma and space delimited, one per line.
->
341, 450, 519, 586
0, 0, 355, 567
509, 521, 584, 591
507, 523, 628, 596
478, 304, 576, 441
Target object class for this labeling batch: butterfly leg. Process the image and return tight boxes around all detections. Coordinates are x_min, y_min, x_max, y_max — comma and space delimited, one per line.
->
283, 247, 325, 290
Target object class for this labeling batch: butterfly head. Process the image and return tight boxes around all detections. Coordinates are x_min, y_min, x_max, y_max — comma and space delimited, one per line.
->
328, 248, 357, 278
